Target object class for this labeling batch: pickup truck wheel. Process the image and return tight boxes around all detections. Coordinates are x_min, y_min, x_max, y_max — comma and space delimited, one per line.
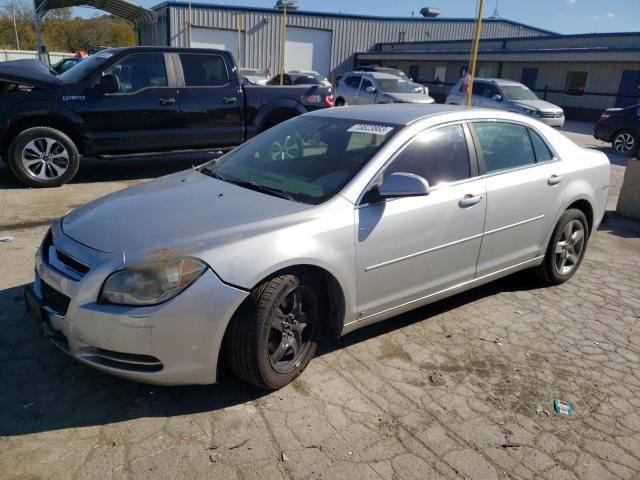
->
7, 127, 79, 188
534, 208, 588, 285
225, 272, 320, 390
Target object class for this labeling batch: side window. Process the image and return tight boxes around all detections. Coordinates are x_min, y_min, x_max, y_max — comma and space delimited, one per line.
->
564, 71, 588, 96
360, 78, 374, 91
529, 128, 554, 162
102, 54, 168, 93
473, 122, 536, 173
483, 84, 500, 99
180, 54, 229, 87
472, 82, 486, 96
345, 75, 361, 88
385, 124, 470, 187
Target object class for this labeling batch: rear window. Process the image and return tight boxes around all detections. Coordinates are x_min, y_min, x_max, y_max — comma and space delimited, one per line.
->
180, 53, 229, 87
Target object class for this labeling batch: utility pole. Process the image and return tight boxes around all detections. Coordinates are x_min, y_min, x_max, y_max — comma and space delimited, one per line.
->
187, 0, 192, 47
278, 1, 287, 85
33, 0, 43, 62
465, 0, 484, 107
11, 1, 20, 50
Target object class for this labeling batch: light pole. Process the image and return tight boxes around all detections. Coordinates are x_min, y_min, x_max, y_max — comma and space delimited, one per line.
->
11, 1, 20, 50
278, 2, 287, 85
465, 0, 484, 107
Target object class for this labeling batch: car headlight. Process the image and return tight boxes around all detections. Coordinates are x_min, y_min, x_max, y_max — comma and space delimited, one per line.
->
100, 258, 207, 306
522, 107, 541, 116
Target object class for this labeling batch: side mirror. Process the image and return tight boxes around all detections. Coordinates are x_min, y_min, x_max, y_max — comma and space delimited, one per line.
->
491, 94, 502, 102
365, 86, 376, 93
96, 74, 120, 94
378, 172, 430, 198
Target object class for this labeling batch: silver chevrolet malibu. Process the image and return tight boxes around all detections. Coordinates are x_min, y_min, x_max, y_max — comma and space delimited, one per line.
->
25, 105, 610, 389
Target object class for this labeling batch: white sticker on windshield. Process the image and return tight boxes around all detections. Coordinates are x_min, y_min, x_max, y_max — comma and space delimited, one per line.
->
347, 124, 394, 135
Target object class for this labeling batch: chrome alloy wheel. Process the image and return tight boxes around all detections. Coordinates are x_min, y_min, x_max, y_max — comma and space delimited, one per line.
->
21, 137, 70, 180
554, 219, 585, 275
268, 284, 317, 374
270, 135, 301, 160
613, 132, 636, 154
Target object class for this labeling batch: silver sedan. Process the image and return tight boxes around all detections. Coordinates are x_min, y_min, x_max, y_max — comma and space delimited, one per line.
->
25, 105, 610, 389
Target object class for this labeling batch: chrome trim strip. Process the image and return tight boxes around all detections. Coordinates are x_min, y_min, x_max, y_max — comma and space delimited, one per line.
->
357, 255, 545, 323
483, 214, 544, 236
365, 232, 484, 272
364, 215, 544, 272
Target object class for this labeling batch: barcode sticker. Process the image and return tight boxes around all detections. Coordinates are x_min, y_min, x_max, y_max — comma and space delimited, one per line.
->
347, 124, 394, 135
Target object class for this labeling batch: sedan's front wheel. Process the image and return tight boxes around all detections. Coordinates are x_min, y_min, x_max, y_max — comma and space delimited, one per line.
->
612, 130, 639, 156
225, 272, 320, 389
535, 208, 588, 285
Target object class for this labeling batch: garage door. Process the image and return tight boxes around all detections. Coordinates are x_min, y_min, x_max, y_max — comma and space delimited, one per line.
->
191, 28, 244, 65
284, 27, 331, 77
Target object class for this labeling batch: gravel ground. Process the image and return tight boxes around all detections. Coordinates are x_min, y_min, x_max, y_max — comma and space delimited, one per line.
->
0, 123, 638, 479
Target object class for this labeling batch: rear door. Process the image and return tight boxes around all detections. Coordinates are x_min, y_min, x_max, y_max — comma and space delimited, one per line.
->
83, 52, 181, 154
470, 121, 568, 276
175, 52, 244, 148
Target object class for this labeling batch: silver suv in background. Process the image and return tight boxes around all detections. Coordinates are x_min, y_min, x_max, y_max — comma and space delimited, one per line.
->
446, 78, 565, 128
335, 72, 434, 106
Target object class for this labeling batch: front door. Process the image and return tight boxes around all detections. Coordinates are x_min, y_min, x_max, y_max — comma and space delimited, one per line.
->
83, 52, 182, 154
355, 77, 377, 105
176, 52, 244, 148
615, 70, 640, 108
470, 121, 568, 276
355, 123, 486, 319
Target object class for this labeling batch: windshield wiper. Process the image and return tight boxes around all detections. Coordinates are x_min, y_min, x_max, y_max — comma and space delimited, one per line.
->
200, 167, 296, 201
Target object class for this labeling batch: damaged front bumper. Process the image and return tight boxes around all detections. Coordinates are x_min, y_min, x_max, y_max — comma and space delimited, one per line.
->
26, 222, 248, 386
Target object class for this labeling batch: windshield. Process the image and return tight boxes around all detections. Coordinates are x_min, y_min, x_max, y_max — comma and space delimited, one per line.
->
240, 68, 263, 76
501, 85, 539, 101
293, 75, 321, 85
377, 78, 416, 94
200, 116, 398, 204
58, 53, 113, 82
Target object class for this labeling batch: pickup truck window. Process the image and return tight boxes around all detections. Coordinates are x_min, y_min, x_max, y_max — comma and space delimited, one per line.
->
179, 53, 229, 87
102, 54, 168, 94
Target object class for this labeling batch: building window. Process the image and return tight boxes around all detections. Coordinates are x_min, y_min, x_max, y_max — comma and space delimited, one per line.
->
564, 71, 588, 96
409, 65, 420, 81
434, 66, 446, 83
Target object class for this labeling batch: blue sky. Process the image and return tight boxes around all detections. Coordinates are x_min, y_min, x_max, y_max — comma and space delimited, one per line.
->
72, 0, 639, 34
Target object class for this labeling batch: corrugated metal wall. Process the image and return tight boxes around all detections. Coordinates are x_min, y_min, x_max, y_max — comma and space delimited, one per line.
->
139, 5, 548, 75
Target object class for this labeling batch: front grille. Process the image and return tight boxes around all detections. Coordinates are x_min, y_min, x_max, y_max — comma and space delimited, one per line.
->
43, 231, 90, 280
41, 281, 71, 315
541, 111, 564, 118
79, 347, 163, 373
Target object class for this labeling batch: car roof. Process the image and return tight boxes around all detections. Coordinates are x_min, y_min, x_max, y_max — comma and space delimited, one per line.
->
345, 71, 399, 80
473, 77, 523, 86
306, 104, 473, 125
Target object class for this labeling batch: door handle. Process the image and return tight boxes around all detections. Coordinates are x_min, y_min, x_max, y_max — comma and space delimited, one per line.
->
222, 96, 237, 104
548, 174, 563, 185
459, 194, 483, 208
159, 98, 175, 105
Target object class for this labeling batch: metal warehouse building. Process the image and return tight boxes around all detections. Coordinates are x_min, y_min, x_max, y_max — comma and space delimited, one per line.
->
139, 2, 552, 77
356, 32, 640, 116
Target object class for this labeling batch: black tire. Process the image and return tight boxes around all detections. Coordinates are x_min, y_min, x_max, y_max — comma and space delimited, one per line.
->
334, 97, 347, 107
7, 127, 80, 187
612, 129, 639, 156
534, 208, 589, 285
225, 272, 321, 390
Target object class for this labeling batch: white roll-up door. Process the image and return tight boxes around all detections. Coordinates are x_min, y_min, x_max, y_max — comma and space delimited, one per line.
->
191, 28, 244, 66
284, 27, 332, 76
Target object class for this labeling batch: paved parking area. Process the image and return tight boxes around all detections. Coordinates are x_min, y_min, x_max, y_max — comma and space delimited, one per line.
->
1, 123, 639, 479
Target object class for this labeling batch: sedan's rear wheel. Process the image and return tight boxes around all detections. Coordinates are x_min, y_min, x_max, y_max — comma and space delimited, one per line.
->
612, 130, 639, 156
225, 272, 320, 389
534, 209, 588, 285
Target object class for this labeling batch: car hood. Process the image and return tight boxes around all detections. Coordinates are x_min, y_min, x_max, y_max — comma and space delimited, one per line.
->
0, 59, 62, 88
511, 99, 562, 112
387, 93, 435, 104
62, 169, 311, 255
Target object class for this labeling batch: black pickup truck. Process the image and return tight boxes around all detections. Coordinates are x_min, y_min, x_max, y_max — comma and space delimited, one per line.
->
0, 47, 334, 187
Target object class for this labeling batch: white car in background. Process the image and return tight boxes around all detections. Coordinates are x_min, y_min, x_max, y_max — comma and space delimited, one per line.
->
446, 78, 565, 128
239, 68, 269, 85
335, 71, 435, 106
288, 70, 332, 87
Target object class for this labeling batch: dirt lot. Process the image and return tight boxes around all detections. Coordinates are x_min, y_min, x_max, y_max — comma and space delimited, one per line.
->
1, 123, 639, 479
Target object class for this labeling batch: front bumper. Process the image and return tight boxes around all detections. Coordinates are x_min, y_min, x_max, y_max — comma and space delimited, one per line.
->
537, 115, 565, 128
29, 223, 248, 385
